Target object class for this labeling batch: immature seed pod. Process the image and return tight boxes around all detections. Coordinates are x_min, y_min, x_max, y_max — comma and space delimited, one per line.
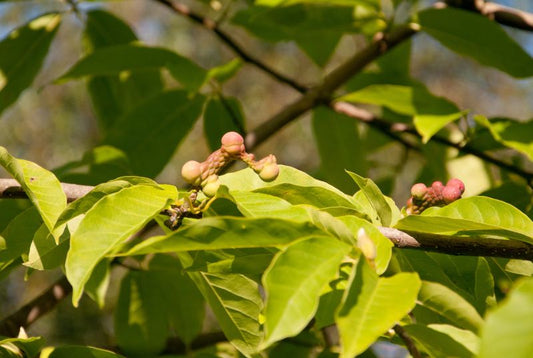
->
446, 178, 465, 194
442, 186, 462, 203
410, 183, 427, 200
221, 131, 245, 156
259, 163, 279, 182
202, 175, 220, 197
181, 160, 202, 184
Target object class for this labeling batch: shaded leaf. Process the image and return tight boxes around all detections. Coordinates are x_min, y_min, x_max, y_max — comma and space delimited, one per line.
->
84, 10, 164, 130
403, 324, 477, 357
40, 345, 124, 358
0, 13, 61, 116
419, 7, 533, 78
203, 97, 245, 151
312, 106, 367, 193
479, 277, 533, 357
347, 171, 393, 226
104, 90, 204, 177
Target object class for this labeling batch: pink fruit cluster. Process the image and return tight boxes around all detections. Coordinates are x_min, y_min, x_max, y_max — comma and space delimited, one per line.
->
181, 132, 279, 197
406, 178, 465, 214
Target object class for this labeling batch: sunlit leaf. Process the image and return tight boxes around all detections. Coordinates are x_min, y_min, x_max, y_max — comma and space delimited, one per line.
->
40, 345, 124, 358
66, 184, 176, 305
262, 236, 351, 347
396, 197, 533, 244
0, 147, 66, 239
336, 260, 421, 357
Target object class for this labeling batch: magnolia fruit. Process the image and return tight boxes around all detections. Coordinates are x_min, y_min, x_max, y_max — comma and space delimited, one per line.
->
259, 163, 279, 182
446, 178, 465, 194
202, 175, 220, 197
181, 160, 202, 184
410, 183, 427, 199
221, 131, 245, 156
442, 185, 462, 203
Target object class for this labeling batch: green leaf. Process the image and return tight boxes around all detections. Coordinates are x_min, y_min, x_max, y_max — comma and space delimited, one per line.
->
419, 8, 533, 78
312, 106, 367, 193
56, 176, 159, 227
339, 84, 465, 142
150, 255, 205, 345
403, 324, 478, 357
0, 147, 66, 239
479, 277, 533, 357
24, 222, 70, 270
189, 271, 262, 357
336, 260, 421, 357
0, 207, 41, 271
84, 10, 164, 130
66, 184, 176, 306
0, 335, 45, 358
85, 259, 111, 309
262, 236, 351, 347
206, 58, 243, 84
0, 13, 61, 116
337, 215, 393, 275
315, 261, 352, 329
203, 97, 246, 151
115, 271, 168, 356
40, 345, 125, 358
58, 44, 207, 90
347, 171, 393, 226
395, 196, 533, 244
119, 216, 324, 256
418, 281, 484, 332
104, 90, 205, 177
474, 115, 533, 161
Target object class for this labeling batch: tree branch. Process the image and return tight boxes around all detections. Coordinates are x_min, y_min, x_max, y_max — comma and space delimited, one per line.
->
0, 179, 93, 203
152, 0, 308, 93
379, 227, 533, 260
445, 0, 533, 32
393, 324, 422, 358
331, 102, 533, 185
0, 276, 72, 337
245, 24, 419, 150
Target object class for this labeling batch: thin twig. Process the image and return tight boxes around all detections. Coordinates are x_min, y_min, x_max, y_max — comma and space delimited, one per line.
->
393, 324, 422, 358
152, 0, 307, 93
0, 179, 93, 202
331, 102, 533, 185
0, 276, 72, 337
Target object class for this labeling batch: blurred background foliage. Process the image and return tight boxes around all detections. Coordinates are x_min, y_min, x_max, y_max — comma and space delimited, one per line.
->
0, 0, 532, 353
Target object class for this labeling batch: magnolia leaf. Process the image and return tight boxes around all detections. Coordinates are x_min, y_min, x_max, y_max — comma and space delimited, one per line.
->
0, 13, 61, 116
336, 260, 421, 357
66, 184, 176, 305
0, 147, 66, 240
262, 236, 351, 347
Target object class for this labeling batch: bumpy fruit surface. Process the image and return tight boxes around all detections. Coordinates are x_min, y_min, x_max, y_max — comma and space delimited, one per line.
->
446, 178, 465, 194
181, 160, 202, 184
259, 163, 280, 182
221, 131, 245, 156
442, 186, 462, 203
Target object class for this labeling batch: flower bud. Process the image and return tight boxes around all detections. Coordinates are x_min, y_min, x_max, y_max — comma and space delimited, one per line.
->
259, 163, 279, 182
202, 175, 220, 197
181, 160, 202, 184
410, 183, 427, 199
446, 178, 465, 194
442, 186, 462, 203
221, 131, 245, 155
